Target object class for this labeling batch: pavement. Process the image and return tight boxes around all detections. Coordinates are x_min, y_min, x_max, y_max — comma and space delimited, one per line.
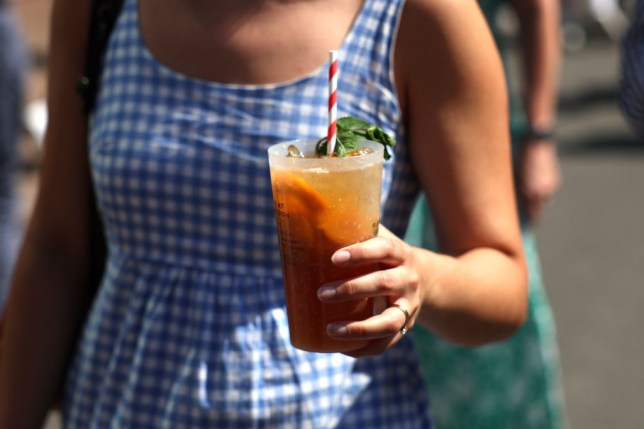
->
10, 1, 644, 428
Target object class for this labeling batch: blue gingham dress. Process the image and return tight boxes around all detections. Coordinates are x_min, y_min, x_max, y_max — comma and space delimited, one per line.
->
64, 0, 431, 427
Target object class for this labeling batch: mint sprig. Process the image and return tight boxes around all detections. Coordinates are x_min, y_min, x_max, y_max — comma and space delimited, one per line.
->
315, 117, 397, 160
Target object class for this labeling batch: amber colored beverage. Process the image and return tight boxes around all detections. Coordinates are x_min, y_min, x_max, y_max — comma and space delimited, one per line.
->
268, 139, 384, 352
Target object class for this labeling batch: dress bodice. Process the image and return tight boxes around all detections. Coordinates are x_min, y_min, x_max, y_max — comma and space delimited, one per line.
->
89, 0, 419, 274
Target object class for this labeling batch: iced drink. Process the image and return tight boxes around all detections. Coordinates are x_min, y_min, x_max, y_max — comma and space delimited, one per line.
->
268, 139, 384, 352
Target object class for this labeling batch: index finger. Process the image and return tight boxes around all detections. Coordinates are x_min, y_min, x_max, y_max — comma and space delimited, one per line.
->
332, 236, 405, 267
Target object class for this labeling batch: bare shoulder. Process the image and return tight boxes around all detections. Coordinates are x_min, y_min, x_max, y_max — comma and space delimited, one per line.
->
398, 0, 487, 33
396, 0, 499, 73
401, 0, 475, 18
395, 0, 505, 113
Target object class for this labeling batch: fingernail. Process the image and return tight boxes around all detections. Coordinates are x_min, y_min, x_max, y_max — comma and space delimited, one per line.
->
317, 287, 336, 300
332, 250, 351, 264
327, 323, 348, 336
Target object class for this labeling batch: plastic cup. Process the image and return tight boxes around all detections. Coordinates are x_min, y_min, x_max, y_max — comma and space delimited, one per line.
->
268, 139, 384, 352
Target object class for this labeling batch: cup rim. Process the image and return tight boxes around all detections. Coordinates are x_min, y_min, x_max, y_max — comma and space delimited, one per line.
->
267, 138, 384, 161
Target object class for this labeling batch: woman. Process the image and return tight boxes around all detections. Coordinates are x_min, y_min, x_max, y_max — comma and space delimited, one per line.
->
0, 0, 527, 427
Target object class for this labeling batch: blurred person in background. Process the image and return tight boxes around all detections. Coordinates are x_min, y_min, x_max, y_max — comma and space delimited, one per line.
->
0, 0, 28, 313
619, 0, 644, 140
406, 0, 568, 427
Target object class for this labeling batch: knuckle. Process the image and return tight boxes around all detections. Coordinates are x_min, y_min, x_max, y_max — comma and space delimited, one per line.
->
377, 270, 395, 293
345, 323, 367, 336
382, 237, 397, 257
385, 323, 400, 336
408, 272, 420, 292
384, 313, 402, 335
340, 279, 359, 297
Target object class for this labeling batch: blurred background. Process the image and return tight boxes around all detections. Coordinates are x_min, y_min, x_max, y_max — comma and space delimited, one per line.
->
6, 0, 643, 428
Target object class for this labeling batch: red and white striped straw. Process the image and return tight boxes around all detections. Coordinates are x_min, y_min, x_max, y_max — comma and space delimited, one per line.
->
327, 50, 338, 156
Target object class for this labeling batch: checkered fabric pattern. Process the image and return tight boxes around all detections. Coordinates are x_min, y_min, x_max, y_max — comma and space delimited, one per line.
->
63, 0, 430, 427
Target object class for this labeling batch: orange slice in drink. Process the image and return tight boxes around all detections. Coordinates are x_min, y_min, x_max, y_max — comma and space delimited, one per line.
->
317, 202, 374, 247
271, 171, 329, 248
271, 172, 328, 215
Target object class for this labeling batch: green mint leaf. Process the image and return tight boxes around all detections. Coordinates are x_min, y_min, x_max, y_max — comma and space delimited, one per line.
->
337, 117, 370, 132
315, 116, 397, 159
335, 139, 347, 157
338, 132, 359, 152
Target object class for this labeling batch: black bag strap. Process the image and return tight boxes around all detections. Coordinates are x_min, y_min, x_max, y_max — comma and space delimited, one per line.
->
77, 0, 125, 115
76, 0, 124, 287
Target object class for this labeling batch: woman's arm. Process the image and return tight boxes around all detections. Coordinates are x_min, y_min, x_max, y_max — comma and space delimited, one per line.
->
512, 0, 560, 134
319, 0, 527, 356
397, 0, 528, 344
512, 0, 562, 220
0, 0, 95, 426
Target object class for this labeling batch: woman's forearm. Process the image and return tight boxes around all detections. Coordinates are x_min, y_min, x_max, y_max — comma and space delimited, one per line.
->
513, 0, 561, 129
415, 245, 527, 347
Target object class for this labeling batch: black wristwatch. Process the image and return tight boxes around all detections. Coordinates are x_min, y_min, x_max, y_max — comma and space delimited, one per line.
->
524, 125, 555, 141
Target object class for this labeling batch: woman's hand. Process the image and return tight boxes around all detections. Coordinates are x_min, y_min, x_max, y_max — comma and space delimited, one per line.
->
317, 226, 426, 357
518, 139, 561, 221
